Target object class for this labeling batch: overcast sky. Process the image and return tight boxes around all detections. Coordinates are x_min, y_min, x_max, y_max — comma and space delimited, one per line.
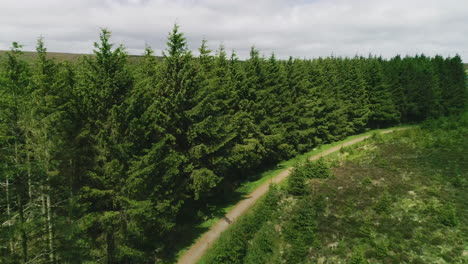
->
1, 0, 467, 60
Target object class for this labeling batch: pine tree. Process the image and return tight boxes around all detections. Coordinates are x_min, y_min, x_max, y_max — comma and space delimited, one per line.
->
75, 29, 133, 263
385, 55, 407, 123
319, 57, 348, 141
339, 58, 370, 134
225, 48, 266, 178
364, 57, 399, 128
124, 24, 196, 258
260, 54, 292, 161
0, 42, 31, 263
26, 37, 62, 263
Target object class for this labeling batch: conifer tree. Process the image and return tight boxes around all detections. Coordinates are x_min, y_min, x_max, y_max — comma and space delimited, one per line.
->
319, 57, 348, 141
125, 24, 195, 257
225, 48, 266, 177
75, 29, 133, 263
26, 37, 63, 263
363, 57, 399, 128
340, 58, 370, 134
0, 42, 31, 263
260, 53, 292, 161
0, 26, 466, 262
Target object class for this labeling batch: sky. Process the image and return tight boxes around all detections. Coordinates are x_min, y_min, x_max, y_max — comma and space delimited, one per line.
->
1, 0, 467, 60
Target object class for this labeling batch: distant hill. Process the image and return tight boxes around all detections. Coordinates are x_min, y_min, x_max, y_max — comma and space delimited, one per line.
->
1, 50, 466, 69
0, 50, 145, 64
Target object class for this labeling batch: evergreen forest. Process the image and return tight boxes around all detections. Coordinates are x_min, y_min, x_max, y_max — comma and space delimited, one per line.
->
0, 25, 466, 263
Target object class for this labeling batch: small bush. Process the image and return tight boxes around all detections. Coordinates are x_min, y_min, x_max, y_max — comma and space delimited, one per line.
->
293, 158, 331, 180
371, 132, 384, 143
438, 204, 459, 227
244, 224, 277, 264
349, 247, 369, 264
282, 198, 317, 263
287, 168, 308, 196
202, 188, 281, 264
361, 176, 372, 185
374, 242, 389, 258
374, 191, 392, 214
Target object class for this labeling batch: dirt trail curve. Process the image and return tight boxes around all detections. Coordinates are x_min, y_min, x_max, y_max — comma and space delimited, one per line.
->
177, 128, 408, 264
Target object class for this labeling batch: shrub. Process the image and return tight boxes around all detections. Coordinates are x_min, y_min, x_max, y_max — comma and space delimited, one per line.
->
361, 176, 372, 185
291, 158, 331, 182
349, 247, 369, 264
202, 187, 280, 264
287, 168, 308, 196
438, 204, 459, 227
374, 191, 392, 214
282, 198, 317, 263
244, 224, 277, 264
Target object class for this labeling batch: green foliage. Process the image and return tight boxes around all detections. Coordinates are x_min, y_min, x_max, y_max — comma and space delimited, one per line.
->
373, 191, 392, 214
202, 113, 468, 263
282, 198, 317, 263
349, 247, 369, 264
0, 25, 466, 263
287, 166, 308, 196
438, 204, 459, 227
201, 187, 280, 264
191, 168, 221, 200
243, 223, 278, 264
290, 158, 331, 182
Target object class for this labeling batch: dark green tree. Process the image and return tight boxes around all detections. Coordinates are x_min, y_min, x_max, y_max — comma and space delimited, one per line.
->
75, 29, 133, 263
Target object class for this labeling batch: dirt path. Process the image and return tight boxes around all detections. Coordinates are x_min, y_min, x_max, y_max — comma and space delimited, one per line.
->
177, 128, 407, 264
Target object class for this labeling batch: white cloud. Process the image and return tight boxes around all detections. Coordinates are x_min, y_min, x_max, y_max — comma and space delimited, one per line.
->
0, 0, 467, 60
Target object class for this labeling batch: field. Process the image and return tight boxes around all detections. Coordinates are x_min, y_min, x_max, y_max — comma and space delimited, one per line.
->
200, 113, 468, 263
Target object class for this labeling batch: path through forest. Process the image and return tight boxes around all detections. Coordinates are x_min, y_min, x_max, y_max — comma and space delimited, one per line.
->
177, 128, 407, 264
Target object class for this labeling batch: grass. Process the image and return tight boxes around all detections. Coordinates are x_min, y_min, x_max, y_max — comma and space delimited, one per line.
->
308, 124, 467, 263
196, 113, 467, 263
237, 125, 414, 193
173, 125, 414, 261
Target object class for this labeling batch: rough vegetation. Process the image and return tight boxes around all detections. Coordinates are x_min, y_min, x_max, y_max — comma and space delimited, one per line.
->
200, 113, 468, 263
0, 24, 466, 263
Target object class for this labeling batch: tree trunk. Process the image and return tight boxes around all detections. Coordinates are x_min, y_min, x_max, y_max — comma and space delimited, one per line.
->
15, 141, 28, 261
18, 194, 28, 262
46, 193, 55, 263
106, 231, 115, 264
27, 152, 32, 199
45, 144, 55, 263
5, 177, 13, 254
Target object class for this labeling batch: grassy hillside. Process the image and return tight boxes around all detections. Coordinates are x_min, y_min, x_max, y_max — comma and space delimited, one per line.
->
0, 50, 145, 64
200, 113, 468, 263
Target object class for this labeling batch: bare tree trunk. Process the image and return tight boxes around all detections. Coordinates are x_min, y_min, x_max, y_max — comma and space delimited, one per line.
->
18, 194, 28, 262
15, 141, 28, 261
46, 193, 55, 263
5, 177, 13, 254
44, 145, 55, 264
27, 152, 32, 199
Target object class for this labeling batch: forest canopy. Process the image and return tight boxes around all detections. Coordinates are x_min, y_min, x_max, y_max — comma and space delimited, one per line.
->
0, 25, 466, 263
